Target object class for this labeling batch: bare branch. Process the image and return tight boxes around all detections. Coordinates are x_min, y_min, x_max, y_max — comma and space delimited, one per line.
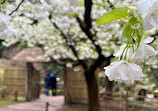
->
9, 0, 25, 15
76, 0, 103, 55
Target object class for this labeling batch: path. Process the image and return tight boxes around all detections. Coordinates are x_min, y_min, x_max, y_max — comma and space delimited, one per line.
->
0, 95, 64, 111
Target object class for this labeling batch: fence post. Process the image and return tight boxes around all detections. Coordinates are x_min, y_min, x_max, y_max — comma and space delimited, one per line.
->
45, 102, 49, 111
14, 90, 18, 102
125, 90, 128, 111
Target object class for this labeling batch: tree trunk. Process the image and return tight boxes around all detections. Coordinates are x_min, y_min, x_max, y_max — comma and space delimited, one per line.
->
105, 77, 113, 97
85, 71, 100, 111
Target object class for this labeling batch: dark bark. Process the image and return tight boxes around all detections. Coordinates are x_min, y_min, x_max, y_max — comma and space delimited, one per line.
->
84, 0, 92, 29
105, 77, 113, 97
85, 71, 100, 111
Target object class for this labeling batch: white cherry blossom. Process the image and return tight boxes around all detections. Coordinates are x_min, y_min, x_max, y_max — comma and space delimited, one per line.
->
3, 0, 120, 61
68, 0, 79, 6
138, 0, 158, 30
0, 12, 16, 40
114, 37, 157, 62
103, 61, 143, 84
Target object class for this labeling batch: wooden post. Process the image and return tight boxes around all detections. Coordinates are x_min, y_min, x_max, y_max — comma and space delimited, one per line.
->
125, 90, 128, 111
14, 90, 18, 101
26, 63, 33, 101
45, 102, 49, 111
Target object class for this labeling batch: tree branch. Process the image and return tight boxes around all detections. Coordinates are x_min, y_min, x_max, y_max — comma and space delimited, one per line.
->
37, 45, 66, 66
90, 54, 113, 73
76, 0, 109, 71
49, 14, 87, 68
9, 0, 25, 15
84, 0, 92, 29
76, 17, 102, 55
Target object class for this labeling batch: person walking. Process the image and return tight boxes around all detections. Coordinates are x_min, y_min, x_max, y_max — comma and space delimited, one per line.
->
44, 73, 50, 96
50, 71, 57, 96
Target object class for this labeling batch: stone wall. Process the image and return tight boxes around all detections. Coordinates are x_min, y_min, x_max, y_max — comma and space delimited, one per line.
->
65, 66, 88, 103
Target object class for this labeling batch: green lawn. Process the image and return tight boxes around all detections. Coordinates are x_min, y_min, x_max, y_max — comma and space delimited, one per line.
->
0, 99, 16, 107
0, 96, 25, 108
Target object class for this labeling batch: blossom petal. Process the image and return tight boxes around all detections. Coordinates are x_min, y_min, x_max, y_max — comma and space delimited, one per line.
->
0, 12, 11, 22
149, 15, 158, 29
144, 37, 154, 43
104, 61, 143, 84
0, 22, 8, 33
144, 44, 157, 56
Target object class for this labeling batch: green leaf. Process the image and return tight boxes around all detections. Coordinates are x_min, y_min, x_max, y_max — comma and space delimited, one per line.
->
69, 12, 78, 17
76, 41, 83, 45
136, 23, 143, 36
78, 1, 84, 6
92, 36, 97, 40
128, 16, 143, 45
129, 17, 140, 29
97, 2, 106, 8
122, 25, 134, 42
136, 24, 143, 48
133, 10, 142, 22
97, 7, 129, 25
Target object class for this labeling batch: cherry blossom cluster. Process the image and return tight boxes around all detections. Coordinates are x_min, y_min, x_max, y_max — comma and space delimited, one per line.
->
0, 12, 16, 40
0, 0, 157, 85
104, 0, 157, 84
3, 0, 122, 61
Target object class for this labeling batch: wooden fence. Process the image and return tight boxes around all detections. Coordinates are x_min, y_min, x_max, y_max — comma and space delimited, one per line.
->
102, 91, 158, 111
3, 68, 26, 96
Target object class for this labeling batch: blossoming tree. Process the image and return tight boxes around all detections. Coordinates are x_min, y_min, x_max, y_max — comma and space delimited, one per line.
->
0, 0, 158, 111
1, 1, 119, 111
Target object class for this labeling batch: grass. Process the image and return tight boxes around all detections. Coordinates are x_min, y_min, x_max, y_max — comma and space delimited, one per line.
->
0, 98, 16, 107
0, 96, 26, 108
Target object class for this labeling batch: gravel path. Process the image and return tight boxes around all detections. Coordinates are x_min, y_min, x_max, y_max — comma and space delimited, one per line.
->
0, 95, 64, 111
